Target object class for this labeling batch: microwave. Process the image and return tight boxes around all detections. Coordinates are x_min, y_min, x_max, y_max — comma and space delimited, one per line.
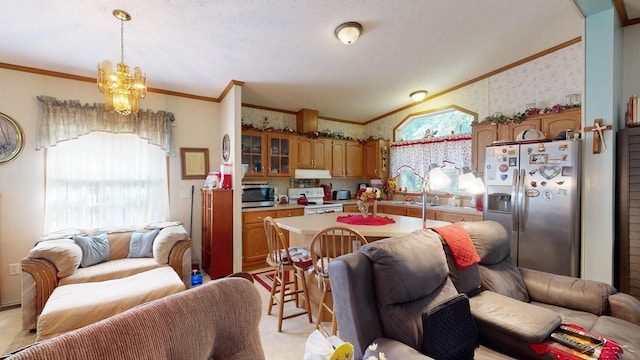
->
241, 185, 275, 208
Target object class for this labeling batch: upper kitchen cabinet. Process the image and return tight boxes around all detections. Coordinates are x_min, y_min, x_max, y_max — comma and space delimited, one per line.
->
540, 108, 581, 139
297, 137, 331, 169
346, 141, 364, 177
471, 122, 497, 174
471, 109, 581, 174
332, 140, 364, 177
497, 119, 540, 141
363, 139, 389, 179
332, 140, 346, 177
242, 130, 266, 177
267, 133, 296, 177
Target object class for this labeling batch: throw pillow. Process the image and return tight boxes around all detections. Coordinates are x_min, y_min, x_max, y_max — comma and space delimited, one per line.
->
73, 233, 110, 267
128, 229, 159, 258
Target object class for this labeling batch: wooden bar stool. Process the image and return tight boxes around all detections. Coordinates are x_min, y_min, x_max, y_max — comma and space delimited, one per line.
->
263, 216, 312, 332
309, 226, 368, 336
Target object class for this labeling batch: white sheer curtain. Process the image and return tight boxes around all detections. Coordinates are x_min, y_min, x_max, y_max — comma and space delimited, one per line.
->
389, 134, 472, 178
44, 132, 170, 232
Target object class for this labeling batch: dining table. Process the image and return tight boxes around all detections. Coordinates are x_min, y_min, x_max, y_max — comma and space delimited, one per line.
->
275, 212, 450, 248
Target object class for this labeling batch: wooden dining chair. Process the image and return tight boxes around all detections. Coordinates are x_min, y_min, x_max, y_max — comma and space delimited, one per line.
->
263, 216, 312, 332
309, 226, 368, 337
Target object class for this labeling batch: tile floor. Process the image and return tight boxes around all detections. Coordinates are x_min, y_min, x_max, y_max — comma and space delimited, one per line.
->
0, 271, 317, 359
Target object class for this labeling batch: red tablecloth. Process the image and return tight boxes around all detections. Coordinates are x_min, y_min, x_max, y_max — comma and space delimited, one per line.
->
336, 214, 396, 226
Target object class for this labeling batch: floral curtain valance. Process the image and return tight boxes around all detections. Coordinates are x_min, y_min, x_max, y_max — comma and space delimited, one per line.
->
389, 134, 472, 178
36, 96, 175, 156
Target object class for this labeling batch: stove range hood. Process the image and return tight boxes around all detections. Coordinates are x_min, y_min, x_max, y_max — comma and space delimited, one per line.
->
294, 169, 332, 179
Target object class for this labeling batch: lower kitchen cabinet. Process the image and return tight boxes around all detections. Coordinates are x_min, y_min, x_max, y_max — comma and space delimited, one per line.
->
241, 208, 304, 270
342, 204, 359, 213
435, 211, 483, 222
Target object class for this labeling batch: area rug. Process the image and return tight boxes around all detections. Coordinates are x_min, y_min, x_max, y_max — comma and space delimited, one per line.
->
251, 269, 290, 293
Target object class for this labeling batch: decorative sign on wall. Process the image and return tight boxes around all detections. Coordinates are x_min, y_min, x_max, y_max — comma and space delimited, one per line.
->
0, 112, 24, 164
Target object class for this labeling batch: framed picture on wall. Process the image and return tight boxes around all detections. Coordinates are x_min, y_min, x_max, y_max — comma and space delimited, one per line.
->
180, 147, 210, 180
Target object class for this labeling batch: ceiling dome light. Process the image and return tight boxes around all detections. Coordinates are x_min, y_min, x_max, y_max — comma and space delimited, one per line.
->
335, 22, 363, 45
410, 90, 428, 102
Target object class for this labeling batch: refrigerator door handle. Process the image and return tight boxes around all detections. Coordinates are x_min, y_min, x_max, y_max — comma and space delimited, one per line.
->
518, 169, 526, 232
511, 168, 519, 231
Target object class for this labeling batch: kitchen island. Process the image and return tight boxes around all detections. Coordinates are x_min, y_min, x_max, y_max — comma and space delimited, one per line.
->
275, 212, 449, 321
276, 212, 450, 248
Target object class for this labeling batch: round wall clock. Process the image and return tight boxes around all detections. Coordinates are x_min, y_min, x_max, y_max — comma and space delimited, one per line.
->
0, 112, 24, 164
222, 134, 230, 161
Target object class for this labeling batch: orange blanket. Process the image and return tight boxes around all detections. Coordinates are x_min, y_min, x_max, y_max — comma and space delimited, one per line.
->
431, 224, 480, 270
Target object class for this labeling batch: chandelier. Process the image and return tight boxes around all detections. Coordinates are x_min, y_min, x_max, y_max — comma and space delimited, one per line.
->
97, 9, 147, 115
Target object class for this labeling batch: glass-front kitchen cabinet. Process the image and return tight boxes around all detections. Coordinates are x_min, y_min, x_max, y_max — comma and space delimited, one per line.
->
267, 133, 296, 177
242, 131, 266, 177
242, 131, 296, 178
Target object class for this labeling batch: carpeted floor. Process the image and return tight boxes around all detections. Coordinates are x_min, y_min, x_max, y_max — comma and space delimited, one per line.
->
1, 269, 316, 359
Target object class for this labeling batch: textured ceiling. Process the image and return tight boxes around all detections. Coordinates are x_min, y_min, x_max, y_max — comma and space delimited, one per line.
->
0, 0, 587, 122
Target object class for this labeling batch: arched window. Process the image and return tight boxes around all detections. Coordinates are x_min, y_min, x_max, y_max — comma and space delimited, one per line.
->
390, 106, 476, 193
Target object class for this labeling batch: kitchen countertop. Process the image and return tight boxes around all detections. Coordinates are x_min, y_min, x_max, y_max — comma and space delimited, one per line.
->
242, 199, 482, 216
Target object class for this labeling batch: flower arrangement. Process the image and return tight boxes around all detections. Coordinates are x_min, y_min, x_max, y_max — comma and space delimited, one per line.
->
383, 179, 396, 199
357, 187, 381, 203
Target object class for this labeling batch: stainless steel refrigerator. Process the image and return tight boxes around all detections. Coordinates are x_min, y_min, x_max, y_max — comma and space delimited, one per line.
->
483, 140, 581, 277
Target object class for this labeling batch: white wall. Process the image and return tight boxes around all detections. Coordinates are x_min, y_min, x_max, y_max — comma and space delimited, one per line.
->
0, 68, 220, 306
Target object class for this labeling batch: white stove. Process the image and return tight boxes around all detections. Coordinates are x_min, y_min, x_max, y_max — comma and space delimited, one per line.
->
288, 188, 343, 215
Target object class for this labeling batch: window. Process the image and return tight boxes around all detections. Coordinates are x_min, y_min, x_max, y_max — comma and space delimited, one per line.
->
391, 106, 476, 193
44, 132, 170, 232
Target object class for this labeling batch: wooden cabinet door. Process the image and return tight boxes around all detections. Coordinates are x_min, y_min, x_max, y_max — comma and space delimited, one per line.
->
498, 119, 540, 141
297, 138, 331, 169
471, 123, 497, 174
345, 141, 364, 178
364, 140, 388, 178
267, 133, 295, 177
202, 189, 234, 279
242, 131, 266, 177
382, 205, 406, 216
435, 211, 482, 223
332, 140, 346, 177
241, 210, 275, 270
297, 137, 314, 169
314, 138, 332, 169
242, 222, 268, 268
541, 109, 581, 139
343, 204, 360, 212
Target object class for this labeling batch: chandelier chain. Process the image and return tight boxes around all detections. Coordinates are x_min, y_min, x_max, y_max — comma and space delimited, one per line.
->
120, 18, 125, 63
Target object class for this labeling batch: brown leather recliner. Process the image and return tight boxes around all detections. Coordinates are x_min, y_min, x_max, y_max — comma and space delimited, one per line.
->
454, 221, 640, 359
